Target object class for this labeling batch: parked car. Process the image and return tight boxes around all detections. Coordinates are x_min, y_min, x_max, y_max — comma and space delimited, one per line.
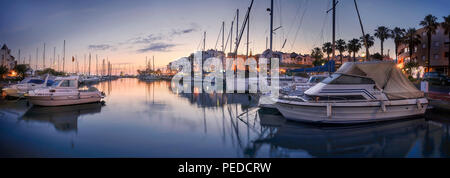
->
423, 72, 450, 86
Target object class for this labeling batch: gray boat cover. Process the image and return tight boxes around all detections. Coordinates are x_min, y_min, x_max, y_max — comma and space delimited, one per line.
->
335, 61, 424, 99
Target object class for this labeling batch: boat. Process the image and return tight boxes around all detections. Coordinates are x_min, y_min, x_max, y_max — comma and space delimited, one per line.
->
2, 77, 54, 98
275, 61, 428, 124
258, 74, 326, 109
80, 75, 100, 84
25, 76, 105, 106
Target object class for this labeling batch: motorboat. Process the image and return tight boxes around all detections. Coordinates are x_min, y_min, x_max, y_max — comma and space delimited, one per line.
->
275, 61, 428, 124
26, 76, 105, 106
80, 75, 100, 84
2, 77, 54, 98
258, 74, 326, 109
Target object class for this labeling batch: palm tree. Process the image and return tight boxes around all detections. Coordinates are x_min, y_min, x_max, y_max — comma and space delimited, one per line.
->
392, 27, 406, 62
360, 34, 375, 60
322, 42, 332, 61
336, 39, 347, 65
442, 15, 450, 75
420, 14, 439, 72
374, 26, 392, 57
347, 39, 362, 62
403, 28, 421, 62
311, 47, 324, 61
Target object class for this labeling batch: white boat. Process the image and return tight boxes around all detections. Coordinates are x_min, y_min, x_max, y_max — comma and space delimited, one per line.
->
2, 77, 53, 98
80, 76, 100, 84
275, 61, 428, 124
26, 76, 104, 106
258, 74, 326, 109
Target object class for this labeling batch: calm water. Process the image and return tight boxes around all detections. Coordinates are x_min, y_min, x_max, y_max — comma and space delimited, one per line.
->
1, 78, 450, 158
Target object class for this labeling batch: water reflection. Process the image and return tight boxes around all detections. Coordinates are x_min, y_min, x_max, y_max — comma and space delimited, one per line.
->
251, 109, 450, 158
0, 78, 449, 157
20, 103, 103, 132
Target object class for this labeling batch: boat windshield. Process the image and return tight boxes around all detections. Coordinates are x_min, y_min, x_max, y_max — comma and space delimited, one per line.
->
28, 79, 45, 84
321, 73, 375, 85
308, 76, 327, 83
51, 80, 61, 87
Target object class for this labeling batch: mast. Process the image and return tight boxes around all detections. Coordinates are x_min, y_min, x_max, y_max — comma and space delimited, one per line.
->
222, 21, 225, 52
203, 31, 206, 51
88, 53, 91, 76
230, 21, 234, 54
236, 9, 239, 53
246, 10, 250, 59
270, 0, 273, 51
35, 48, 38, 71
62, 40, 65, 73
96, 54, 98, 76
18, 49, 20, 64
43, 43, 45, 69
53, 47, 56, 69
332, 0, 336, 62
29, 55, 31, 66
153, 56, 155, 71
354, 0, 368, 61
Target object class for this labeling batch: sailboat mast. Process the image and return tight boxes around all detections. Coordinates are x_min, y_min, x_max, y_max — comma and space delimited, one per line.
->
43, 43, 46, 69
354, 0, 368, 61
53, 47, 56, 69
332, 0, 336, 62
270, 0, 273, 51
222, 21, 225, 52
246, 10, 250, 59
236, 9, 239, 53
88, 53, 91, 76
62, 40, 65, 73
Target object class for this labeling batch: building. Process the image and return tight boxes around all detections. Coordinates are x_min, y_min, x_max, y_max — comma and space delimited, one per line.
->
397, 25, 450, 76
1, 44, 16, 70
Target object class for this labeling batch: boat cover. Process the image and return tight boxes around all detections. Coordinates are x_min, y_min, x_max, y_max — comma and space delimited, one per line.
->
335, 61, 424, 99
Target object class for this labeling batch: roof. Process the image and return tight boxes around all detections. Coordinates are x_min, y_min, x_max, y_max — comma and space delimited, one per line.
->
1, 44, 8, 50
335, 61, 423, 99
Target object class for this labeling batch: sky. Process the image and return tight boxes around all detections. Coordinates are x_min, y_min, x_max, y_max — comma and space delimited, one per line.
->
0, 0, 449, 73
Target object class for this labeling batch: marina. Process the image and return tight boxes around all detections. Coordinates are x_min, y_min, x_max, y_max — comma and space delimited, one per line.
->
0, 78, 450, 157
0, 0, 449, 160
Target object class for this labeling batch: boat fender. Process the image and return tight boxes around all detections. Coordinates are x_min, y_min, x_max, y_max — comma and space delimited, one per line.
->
380, 101, 386, 112
326, 103, 332, 118
416, 99, 422, 109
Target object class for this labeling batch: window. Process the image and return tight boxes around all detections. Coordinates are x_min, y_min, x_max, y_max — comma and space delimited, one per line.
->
422, 56, 426, 60
321, 74, 375, 85
422, 44, 426, 48
435, 42, 439, 47
422, 32, 426, 36
434, 54, 439, 60
58, 80, 77, 87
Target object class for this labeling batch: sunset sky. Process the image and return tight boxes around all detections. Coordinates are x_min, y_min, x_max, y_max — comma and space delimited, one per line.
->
1, 0, 448, 73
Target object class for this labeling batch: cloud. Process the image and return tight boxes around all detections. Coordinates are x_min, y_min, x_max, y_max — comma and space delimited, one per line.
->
131, 34, 165, 44
88, 44, 113, 51
137, 43, 177, 53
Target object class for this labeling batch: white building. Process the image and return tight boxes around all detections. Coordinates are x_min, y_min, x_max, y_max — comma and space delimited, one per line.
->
1, 44, 16, 70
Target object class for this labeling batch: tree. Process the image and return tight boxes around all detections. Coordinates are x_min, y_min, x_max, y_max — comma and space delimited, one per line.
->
336, 39, 347, 65
37, 68, 66, 76
404, 61, 419, 75
392, 27, 406, 62
371, 53, 383, 60
442, 15, 450, 75
420, 14, 439, 72
374, 26, 392, 57
360, 34, 375, 60
311, 47, 325, 67
0, 65, 8, 80
322, 42, 332, 61
13, 64, 29, 80
347, 39, 362, 62
403, 28, 421, 62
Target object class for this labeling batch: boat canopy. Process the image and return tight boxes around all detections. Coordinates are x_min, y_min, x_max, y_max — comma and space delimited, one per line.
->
335, 61, 424, 99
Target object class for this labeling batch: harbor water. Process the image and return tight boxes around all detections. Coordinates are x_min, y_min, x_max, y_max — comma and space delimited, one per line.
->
1, 78, 450, 158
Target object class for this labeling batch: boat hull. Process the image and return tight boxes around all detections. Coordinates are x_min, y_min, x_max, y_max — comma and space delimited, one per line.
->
275, 98, 428, 124
26, 93, 102, 107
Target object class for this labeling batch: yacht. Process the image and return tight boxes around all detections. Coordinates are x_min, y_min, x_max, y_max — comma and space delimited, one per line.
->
2, 77, 54, 98
275, 61, 428, 124
25, 76, 104, 106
